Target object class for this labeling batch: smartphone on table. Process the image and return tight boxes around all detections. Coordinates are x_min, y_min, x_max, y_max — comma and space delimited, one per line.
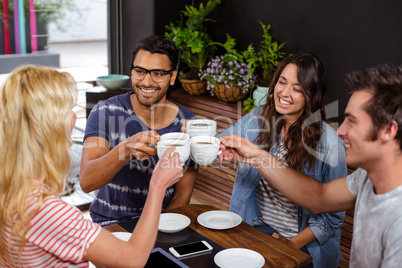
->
169, 240, 213, 258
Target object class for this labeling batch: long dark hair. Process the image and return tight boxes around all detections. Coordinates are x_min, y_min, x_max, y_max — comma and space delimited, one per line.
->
256, 52, 327, 172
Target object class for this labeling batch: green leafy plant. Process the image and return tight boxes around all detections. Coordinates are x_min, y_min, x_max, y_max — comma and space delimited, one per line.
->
240, 20, 289, 112
242, 97, 256, 112
165, 0, 222, 79
248, 20, 288, 87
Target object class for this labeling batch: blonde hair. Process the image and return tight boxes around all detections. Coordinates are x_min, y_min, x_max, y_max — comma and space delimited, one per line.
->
0, 65, 78, 264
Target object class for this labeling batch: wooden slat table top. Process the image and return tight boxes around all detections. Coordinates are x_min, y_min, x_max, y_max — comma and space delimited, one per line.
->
104, 204, 312, 267
168, 204, 312, 268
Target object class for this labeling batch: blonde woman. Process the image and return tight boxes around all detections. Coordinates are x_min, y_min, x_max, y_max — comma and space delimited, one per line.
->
0, 65, 183, 267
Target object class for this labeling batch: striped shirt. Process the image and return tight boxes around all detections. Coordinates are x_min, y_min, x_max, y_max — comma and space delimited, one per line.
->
3, 187, 101, 267
254, 139, 299, 239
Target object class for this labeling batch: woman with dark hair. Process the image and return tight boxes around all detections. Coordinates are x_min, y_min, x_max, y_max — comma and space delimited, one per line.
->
218, 52, 347, 267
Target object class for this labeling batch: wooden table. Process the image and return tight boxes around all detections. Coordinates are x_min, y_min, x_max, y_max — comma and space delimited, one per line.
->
104, 204, 312, 268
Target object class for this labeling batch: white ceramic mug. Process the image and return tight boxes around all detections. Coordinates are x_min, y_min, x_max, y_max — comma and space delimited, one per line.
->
156, 139, 190, 166
160, 132, 190, 142
190, 136, 221, 166
186, 119, 217, 138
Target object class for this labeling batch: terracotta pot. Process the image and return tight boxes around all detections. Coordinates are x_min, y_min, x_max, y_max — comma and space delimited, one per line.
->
213, 84, 248, 103
179, 77, 207, 95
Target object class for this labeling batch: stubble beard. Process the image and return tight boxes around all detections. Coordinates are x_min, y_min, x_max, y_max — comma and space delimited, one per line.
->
133, 84, 167, 107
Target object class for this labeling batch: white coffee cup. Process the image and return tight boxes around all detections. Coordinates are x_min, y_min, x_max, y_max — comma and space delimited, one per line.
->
156, 139, 190, 166
190, 136, 221, 166
160, 132, 190, 142
186, 119, 217, 138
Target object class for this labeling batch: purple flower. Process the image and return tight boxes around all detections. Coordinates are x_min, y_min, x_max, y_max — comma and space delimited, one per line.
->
201, 54, 256, 94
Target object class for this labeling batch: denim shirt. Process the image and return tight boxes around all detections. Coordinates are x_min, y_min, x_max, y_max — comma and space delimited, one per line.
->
218, 106, 347, 268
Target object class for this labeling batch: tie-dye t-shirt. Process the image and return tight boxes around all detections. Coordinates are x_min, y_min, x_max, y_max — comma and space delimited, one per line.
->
84, 91, 195, 226
346, 168, 402, 267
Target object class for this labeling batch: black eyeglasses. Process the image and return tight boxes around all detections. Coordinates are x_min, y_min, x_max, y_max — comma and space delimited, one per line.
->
130, 65, 175, 83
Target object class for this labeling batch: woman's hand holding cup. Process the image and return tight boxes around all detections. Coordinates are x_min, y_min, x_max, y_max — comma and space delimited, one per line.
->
152, 147, 183, 190
156, 137, 190, 166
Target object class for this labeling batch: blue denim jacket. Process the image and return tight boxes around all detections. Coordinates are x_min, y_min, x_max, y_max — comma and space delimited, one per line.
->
218, 106, 347, 268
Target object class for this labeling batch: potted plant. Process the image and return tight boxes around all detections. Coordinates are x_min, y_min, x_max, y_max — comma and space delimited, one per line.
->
165, 0, 221, 95
199, 46, 257, 103
244, 20, 288, 110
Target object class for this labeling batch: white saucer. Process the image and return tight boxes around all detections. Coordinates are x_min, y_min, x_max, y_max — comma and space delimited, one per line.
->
214, 248, 265, 268
197, 210, 242, 230
112, 232, 132, 241
158, 213, 191, 233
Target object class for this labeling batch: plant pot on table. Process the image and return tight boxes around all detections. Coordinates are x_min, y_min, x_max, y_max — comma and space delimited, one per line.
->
179, 77, 207, 96
213, 84, 248, 103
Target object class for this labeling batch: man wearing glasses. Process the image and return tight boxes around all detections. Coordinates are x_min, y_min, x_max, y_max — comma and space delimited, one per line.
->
80, 35, 197, 226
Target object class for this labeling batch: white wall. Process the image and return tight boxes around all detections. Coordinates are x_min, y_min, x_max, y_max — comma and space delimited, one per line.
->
48, 0, 107, 42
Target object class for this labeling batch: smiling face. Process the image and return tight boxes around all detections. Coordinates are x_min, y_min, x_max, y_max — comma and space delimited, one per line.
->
273, 63, 306, 125
337, 90, 380, 169
131, 49, 177, 106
